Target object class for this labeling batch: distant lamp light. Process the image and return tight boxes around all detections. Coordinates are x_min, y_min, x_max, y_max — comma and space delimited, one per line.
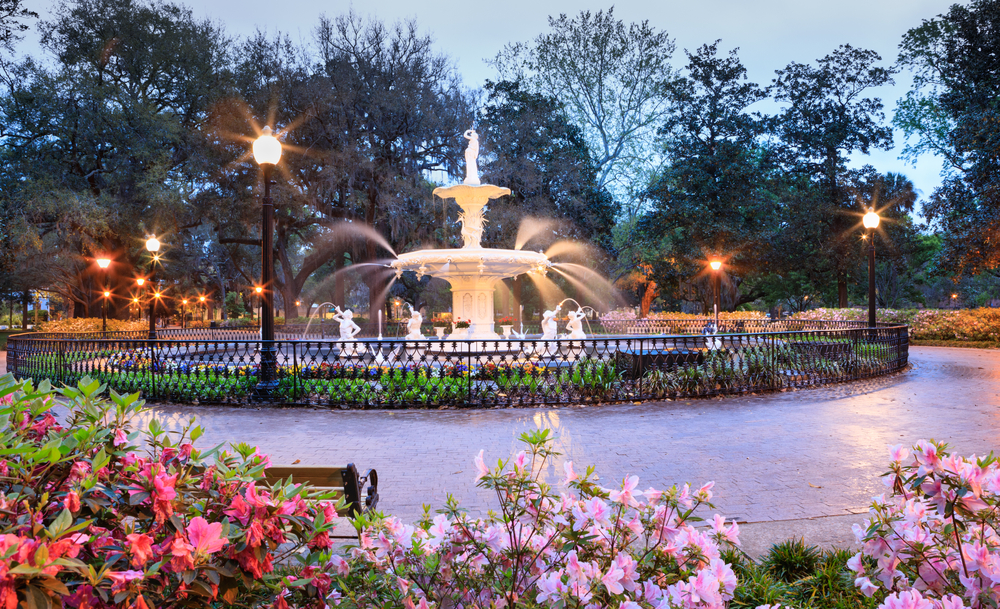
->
199, 296, 206, 302
97, 258, 111, 269
253, 126, 282, 165
132, 298, 139, 303
103, 291, 110, 298
154, 292, 162, 299
952, 293, 958, 299
145, 237, 161, 252
709, 260, 722, 271
136, 278, 146, 286
182, 299, 188, 305
863, 208, 880, 230
295, 301, 301, 306
255, 286, 263, 294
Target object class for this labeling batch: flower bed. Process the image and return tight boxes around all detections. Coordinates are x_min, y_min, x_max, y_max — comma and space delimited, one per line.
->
793, 307, 1000, 342
35, 318, 148, 333
0, 373, 343, 609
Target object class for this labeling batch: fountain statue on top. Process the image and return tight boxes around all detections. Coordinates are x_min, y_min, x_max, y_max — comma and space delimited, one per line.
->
388, 129, 553, 340
464, 129, 480, 186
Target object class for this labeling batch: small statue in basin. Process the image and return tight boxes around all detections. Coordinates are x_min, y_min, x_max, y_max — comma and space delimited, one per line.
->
404, 307, 424, 340
332, 306, 361, 341
540, 305, 561, 340
565, 308, 587, 340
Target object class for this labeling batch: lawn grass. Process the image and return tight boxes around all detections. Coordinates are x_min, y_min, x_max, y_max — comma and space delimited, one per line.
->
0, 329, 30, 351
910, 338, 1000, 349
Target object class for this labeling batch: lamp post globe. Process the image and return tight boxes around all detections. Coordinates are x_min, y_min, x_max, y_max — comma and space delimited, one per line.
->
253, 126, 282, 398
864, 208, 880, 328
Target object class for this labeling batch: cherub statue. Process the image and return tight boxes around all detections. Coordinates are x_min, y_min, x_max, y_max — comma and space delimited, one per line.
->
540, 305, 562, 340
463, 129, 480, 185
332, 306, 361, 341
565, 308, 587, 340
404, 306, 424, 340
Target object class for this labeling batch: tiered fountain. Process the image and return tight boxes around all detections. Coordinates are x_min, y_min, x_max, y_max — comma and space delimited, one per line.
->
389, 130, 552, 340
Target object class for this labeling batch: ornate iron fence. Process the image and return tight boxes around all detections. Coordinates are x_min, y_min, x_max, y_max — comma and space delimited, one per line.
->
5, 322, 908, 407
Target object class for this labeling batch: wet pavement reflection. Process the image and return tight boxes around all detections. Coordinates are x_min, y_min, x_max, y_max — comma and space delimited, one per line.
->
8, 347, 1000, 524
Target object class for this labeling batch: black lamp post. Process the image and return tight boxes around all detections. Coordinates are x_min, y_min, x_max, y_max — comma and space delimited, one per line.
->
863, 208, 880, 328
97, 257, 111, 332
145, 238, 161, 339
709, 259, 722, 331
253, 126, 282, 396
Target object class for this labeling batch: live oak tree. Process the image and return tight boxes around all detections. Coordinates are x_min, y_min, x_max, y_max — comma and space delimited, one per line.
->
771, 44, 896, 306
639, 43, 777, 311
897, 0, 1000, 276
493, 7, 676, 217
206, 14, 472, 320
0, 0, 230, 315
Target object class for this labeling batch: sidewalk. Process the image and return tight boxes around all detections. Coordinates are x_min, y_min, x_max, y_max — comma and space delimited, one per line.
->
9, 346, 999, 555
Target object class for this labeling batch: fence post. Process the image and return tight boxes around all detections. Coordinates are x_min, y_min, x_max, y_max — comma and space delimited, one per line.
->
637, 337, 643, 399
292, 341, 298, 403
58, 341, 66, 385
151, 342, 158, 400
467, 340, 473, 406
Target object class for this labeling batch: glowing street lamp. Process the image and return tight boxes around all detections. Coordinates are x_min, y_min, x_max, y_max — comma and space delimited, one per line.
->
253, 126, 282, 397
181, 299, 188, 330
199, 295, 207, 322
146, 237, 163, 340
96, 257, 112, 332
863, 208, 880, 328
709, 259, 723, 331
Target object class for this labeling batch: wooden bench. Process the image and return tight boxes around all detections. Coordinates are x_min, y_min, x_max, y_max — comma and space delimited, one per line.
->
263, 464, 379, 517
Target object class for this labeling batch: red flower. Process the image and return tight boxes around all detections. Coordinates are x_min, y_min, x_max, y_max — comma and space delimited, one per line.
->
126, 533, 154, 567
63, 491, 80, 512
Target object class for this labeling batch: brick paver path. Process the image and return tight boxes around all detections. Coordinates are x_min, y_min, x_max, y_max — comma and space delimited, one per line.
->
6, 346, 1000, 524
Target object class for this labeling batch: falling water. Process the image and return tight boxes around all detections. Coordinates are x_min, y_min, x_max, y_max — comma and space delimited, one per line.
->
325, 222, 397, 257
551, 263, 626, 309
524, 272, 565, 309
544, 240, 599, 261
515, 217, 560, 250
302, 302, 337, 339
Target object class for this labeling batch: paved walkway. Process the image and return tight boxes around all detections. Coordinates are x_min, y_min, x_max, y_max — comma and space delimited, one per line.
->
4, 347, 1000, 551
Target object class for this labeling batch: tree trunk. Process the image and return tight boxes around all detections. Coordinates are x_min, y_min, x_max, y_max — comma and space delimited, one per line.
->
21, 292, 29, 329
838, 279, 848, 308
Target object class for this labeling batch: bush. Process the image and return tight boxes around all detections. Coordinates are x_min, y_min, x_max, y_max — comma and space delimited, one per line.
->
0, 373, 343, 609
336, 430, 742, 608
851, 440, 1000, 609
36, 318, 147, 333
792, 307, 1000, 342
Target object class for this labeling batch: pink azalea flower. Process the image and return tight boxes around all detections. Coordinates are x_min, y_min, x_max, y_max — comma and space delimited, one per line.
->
855, 576, 879, 597
225, 494, 252, 525
187, 516, 227, 556
513, 450, 528, 473
106, 570, 143, 593
609, 475, 640, 507
888, 443, 910, 463
562, 461, 578, 485
63, 491, 80, 512
601, 563, 625, 595
329, 554, 350, 576
881, 589, 934, 609
113, 429, 128, 446
474, 450, 489, 481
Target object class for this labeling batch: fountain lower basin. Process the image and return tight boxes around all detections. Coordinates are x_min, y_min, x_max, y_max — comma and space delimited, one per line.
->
390, 247, 550, 339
